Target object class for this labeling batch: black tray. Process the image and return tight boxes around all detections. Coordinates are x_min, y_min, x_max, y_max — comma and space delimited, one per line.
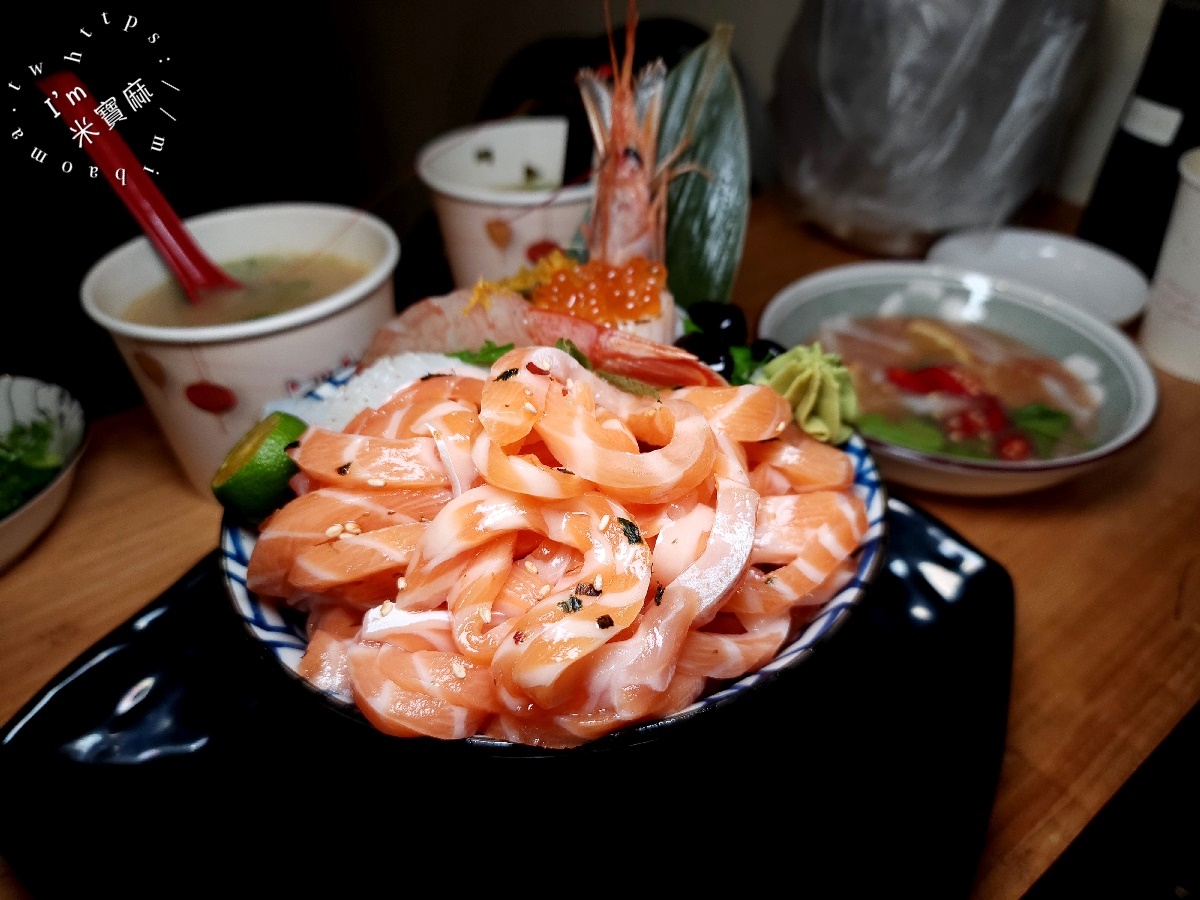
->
0, 497, 1014, 898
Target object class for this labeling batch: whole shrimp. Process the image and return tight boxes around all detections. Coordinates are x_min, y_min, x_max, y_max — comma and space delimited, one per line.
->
362, 0, 711, 376
576, 0, 670, 267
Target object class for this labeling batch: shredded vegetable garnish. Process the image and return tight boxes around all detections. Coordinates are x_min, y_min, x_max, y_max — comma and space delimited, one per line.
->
0, 418, 62, 518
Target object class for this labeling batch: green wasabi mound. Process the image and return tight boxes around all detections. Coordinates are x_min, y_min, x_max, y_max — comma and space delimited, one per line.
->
753, 343, 858, 444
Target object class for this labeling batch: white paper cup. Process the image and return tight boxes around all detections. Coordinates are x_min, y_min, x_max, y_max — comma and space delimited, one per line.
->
417, 116, 594, 287
1140, 147, 1200, 382
81, 202, 400, 498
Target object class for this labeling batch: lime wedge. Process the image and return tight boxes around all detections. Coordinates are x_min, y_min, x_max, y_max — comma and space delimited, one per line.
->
211, 411, 308, 525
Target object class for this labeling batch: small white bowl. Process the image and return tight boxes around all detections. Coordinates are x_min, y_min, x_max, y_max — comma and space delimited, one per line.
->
757, 262, 1159, 497
0, 376, 88, 572
927, 227, 1148, 328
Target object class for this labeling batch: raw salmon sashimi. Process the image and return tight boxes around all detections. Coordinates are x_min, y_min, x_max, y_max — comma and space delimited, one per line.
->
240, 347, 873, 749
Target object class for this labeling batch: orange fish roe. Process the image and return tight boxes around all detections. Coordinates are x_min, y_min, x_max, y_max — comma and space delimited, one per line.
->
528, 257, 665, 328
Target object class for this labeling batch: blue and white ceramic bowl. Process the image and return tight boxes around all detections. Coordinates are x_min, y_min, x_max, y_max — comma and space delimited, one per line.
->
219, 372, 887, 752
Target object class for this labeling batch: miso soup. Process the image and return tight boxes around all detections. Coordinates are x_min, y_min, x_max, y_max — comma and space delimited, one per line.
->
121, 253, 370, 328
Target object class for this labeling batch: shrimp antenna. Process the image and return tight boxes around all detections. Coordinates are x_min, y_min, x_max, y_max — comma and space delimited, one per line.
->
602, 0, 638, 85
622, 0, 637, 85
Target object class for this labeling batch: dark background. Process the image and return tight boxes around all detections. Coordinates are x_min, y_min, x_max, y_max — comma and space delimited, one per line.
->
5, 3, 384, 419
3, 2, 765, 421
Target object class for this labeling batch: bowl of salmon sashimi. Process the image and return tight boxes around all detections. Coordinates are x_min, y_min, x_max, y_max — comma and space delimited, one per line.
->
218, 342, 886, 752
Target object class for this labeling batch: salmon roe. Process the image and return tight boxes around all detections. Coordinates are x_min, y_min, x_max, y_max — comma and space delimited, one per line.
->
528, 257, 665, 327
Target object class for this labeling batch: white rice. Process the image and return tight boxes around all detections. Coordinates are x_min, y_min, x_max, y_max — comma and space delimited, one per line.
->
263, 353, 489, 431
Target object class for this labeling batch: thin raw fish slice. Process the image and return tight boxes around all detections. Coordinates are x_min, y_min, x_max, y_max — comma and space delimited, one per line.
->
289, 520, 426, 592
480, 372, 548, 447
289, 429, 451, 490
678, 610, 793, 680
471, 433, 591, 498
347, 644, 499, 739
667, 385, 792, 442
360, 604, 456, 652
535, 387, 715, 505
248, 487, 451, 598
743, 423, 854, 492
750, 491, 868, 602
565, 475, 757, 721
349, 374, 483, 438
447, 533, 518, 664
486, 670, 707, 750
297, 603, 361, 699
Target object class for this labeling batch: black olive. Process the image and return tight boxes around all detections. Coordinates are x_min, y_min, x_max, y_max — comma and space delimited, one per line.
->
749, 338, 787, 366
685, 301, 747, 347
674, 331, 735, 380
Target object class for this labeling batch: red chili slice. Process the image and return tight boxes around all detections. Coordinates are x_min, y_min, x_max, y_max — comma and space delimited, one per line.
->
887, 364, 989, 397
944, 409, 986, 441
996, 433, 1034, 461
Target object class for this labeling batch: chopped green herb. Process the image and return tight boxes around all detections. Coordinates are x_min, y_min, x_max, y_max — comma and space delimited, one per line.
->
0, 418, 63, 518
555, 338, 592, 369
617, 517, 643, 544
597, 371, 660, 399
495, 368, 519, 382
557, 596, 583, 614
450, 340, 514, 367
575, 581, 602, 597
554, 338, 660, 398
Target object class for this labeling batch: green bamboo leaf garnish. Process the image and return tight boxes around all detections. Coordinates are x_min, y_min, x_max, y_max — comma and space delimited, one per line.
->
659, 23, 751, 308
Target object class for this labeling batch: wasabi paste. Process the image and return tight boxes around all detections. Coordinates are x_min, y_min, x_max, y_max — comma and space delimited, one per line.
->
753, 343, 857, 444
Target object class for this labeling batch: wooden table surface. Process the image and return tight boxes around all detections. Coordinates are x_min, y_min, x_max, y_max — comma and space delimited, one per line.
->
2, 191, 1198, 899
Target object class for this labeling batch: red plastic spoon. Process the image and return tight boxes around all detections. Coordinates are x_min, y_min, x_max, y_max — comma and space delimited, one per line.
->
37, 70, 241, 304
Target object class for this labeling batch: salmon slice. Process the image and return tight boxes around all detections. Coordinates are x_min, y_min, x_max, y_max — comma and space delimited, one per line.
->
347, 644, 498, 739
535, 388, 715, 504
668, 385, 792, 442
678, 610, 792, 679
744, 423, 854, 492
751, 490, 867, 602
248, 487, 450, 599
290, 428, 450, 490
290, 520, 426, 592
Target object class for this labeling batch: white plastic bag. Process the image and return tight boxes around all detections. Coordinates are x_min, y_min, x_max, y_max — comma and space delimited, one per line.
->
772, 0, 1098, 256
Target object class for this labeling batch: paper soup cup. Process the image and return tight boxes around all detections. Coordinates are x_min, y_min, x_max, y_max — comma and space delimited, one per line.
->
81, 202, 400, 498
418, 116, 595, 287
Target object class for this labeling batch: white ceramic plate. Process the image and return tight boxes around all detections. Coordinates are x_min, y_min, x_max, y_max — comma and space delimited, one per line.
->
927, 227, 1148, 327
758, 261, 1159, 497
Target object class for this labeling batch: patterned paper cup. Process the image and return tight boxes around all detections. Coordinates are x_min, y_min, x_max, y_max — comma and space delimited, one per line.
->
80, 202, 400, 499
418, 116, 595, 287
